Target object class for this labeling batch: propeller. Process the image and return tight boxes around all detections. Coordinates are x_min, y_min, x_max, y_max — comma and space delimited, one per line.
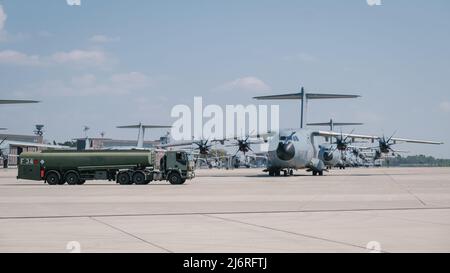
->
332, 129, 355, 151
193, 139, 212, 155
227, 135, 261, 156
378, 131, 398, 154
234, 135, 253, 156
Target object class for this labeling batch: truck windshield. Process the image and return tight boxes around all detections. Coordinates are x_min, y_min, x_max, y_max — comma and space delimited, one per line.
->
176, 152, 187, 164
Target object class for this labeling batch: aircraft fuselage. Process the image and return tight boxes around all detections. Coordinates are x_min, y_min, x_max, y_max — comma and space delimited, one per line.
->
265, 129, 323, 173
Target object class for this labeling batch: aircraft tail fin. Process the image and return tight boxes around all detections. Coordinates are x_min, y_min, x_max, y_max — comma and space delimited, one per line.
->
253, 87, 360, 128
117, 123, 172, 148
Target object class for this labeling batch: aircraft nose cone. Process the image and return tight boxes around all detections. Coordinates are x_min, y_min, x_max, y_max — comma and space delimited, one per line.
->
277, 142, 295, 161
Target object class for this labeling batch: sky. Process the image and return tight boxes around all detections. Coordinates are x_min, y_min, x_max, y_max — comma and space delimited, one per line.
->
0, 0, 449, 157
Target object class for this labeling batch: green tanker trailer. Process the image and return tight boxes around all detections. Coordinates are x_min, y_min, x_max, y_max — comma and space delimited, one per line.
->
17, 150, 195, 185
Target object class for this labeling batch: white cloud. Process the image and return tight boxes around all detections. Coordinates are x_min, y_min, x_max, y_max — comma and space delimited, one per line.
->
0, 4, 7, 41
440, 101, 450, 113
66, 0, 81, 6
110, 72, 154, 90
90, 35, 120, 43
35, 72, 156, 97
51, 50, 107, 66
0, 5, 6, 31
0, 50, 41, 66
217, 76, 271, 92
71, 74, 97, 87
0, 49, 110, 67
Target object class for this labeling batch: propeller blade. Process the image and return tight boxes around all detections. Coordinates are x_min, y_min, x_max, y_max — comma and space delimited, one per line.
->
387, 130, 398, 143
343, 129, 355, 143
0, 137, 8, 146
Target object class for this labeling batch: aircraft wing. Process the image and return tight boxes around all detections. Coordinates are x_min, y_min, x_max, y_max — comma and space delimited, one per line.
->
5, 141, 72, 149
0, 100, 39, 104
158, 141, 195, 148
219, 131, 277, 142
315, 131, 444, 145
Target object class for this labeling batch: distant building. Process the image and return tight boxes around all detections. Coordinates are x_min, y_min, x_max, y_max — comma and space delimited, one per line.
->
0, 133, 44, 166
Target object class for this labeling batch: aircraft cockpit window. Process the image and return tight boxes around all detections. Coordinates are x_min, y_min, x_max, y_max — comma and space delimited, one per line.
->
280, 135, 299, 142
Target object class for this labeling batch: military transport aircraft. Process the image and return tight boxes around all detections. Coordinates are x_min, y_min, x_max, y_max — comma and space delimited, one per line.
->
254, 87, 444, 176
308, 119, 364, 168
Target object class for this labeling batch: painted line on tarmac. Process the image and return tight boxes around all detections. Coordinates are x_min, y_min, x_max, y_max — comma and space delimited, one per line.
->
202, 214, 389, 253
90, 216, 173, 253
1, 206, 450, 220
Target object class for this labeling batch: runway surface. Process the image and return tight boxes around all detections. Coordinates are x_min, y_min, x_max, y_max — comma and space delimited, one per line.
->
1, 167, 449, 253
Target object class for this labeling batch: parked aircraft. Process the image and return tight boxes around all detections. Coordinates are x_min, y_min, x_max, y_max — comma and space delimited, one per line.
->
254, 87, 443, 176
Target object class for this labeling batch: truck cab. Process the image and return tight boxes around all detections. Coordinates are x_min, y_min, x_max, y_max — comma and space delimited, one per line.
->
160, 151, 195, 184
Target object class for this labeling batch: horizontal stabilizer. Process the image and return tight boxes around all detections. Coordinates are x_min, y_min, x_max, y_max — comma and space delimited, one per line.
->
0, 100, 40, 104
253, 93, 360, 100
308, 122, 363, 126
117, 125, 172, 129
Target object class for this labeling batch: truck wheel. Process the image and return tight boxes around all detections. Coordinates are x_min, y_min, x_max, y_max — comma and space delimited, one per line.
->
133, 171, 148, 185
117, 172, 132, 185
65, 172, 80, 185
46, 172, 61, 185
77, 180, 86, 185
168, 172, 183, 185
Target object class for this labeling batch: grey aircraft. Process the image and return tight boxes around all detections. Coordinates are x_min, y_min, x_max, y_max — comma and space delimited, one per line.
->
254, 87, 443, 176
308, 119, 364, 169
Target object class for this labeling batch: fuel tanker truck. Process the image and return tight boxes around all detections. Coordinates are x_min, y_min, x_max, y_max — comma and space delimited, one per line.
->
17, 150, 195, 185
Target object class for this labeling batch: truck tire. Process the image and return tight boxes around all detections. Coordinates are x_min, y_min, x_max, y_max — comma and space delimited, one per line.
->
46, 171, 61, 185
133, 171, 148, 185
117, 172, 132, 185
168, 172, 184, 185
77, 180, 86, 185
65, 172, 80, 185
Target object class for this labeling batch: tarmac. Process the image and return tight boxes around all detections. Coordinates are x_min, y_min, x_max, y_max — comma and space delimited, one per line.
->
0, 167, 449, 253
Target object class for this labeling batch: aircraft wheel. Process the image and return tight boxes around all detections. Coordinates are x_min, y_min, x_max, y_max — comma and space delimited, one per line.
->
312, 171, 318, 176
284, 170, 288, 176
289, 170, 294, 176
168, 172, 184, 185
46, 171, 61, 185
319, 171, 324, 176
117, 172, 132, 185
133, 171, 149, 185
65, 172, 80, 185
